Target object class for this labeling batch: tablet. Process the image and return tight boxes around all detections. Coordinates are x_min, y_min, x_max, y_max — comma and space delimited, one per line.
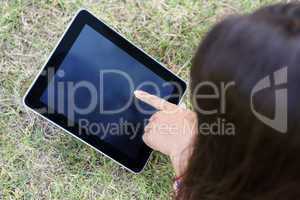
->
23, 9, 187, 173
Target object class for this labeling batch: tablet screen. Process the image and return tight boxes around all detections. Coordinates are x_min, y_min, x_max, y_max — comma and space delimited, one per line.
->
40, 25, 175, 159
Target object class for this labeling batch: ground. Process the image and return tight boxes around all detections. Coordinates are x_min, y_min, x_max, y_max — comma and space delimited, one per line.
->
0, 0, 280, 199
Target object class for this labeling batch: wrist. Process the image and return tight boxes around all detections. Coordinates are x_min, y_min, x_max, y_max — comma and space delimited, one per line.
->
170, 148, 191, 177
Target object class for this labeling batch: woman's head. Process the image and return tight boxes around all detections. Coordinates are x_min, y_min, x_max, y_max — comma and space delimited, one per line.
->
178, 3, 300, 200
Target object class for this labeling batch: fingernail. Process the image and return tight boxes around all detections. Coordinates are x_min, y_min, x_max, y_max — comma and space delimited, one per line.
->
134, 90, 146, 97
144, 125, 150, 132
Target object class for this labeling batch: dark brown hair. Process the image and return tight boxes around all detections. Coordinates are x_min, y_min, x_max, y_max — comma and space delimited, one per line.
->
177, 3, 300, 200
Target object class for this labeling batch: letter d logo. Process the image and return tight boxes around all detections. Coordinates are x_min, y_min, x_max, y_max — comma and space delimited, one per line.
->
250, 67, 288, 133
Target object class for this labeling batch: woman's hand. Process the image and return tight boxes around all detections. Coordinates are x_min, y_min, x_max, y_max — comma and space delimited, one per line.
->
134, 90, 198, 176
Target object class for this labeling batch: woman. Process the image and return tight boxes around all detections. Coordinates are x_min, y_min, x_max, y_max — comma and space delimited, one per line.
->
135, 3, 300, 200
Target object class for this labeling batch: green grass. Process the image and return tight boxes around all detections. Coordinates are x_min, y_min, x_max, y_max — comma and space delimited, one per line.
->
0, 0, 280, 199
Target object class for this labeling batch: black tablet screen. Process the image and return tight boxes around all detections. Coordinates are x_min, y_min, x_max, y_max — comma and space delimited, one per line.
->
40, 25, 175, 159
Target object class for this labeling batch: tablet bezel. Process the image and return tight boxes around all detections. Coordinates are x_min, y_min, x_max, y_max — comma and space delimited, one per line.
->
23, 9, 187, 173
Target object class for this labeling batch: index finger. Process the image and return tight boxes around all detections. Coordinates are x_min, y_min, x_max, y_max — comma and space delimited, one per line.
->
134, 90, 177, 110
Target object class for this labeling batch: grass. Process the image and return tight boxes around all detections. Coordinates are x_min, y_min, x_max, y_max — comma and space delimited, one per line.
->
0, 0, 280, 199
